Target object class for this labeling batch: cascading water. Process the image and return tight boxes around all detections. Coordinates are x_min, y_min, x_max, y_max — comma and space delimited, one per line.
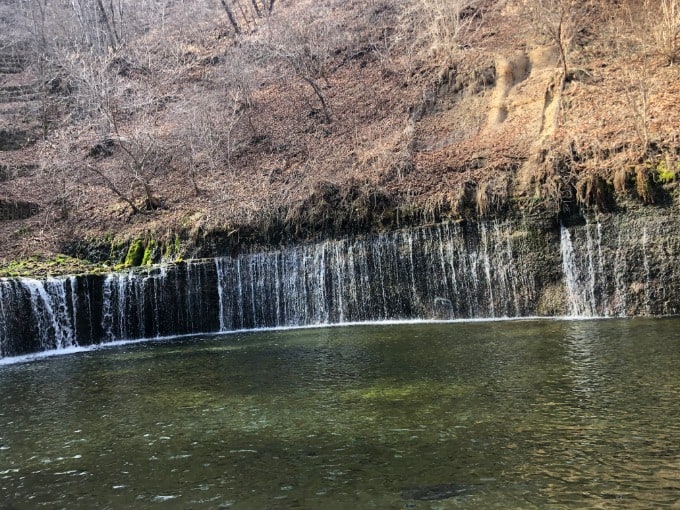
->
1, 214, 679, 359
0, 277, 77, 355
560, 224, 595, 317
559, 215, 680, 318
211, 221, 536, 331
0, 279, 12, 357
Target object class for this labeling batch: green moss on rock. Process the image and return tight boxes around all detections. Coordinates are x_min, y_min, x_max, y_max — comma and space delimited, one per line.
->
124, 240, 145, 267
141, 240, 157, 266
0, 254, 107, 278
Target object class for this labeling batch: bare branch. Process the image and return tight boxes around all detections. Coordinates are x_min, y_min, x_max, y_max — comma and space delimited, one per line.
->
86, 164, 143, 214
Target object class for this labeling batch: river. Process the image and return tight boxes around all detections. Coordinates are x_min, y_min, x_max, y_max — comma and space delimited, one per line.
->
1, 319, 678, 509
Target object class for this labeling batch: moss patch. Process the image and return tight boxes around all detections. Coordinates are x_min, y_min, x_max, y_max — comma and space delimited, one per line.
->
141, 239, 157, 266
124, 240, 145, 267
0, 254, 108, 278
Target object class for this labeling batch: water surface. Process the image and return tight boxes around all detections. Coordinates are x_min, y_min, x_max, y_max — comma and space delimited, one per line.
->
1, 319, 679, 509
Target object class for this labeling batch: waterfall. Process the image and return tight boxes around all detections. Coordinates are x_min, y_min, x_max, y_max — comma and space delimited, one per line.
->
642, 227, 652, 315
100, 268, 186, 340
561, 224, 595, 317
212, 221, 536, 330
101, 274, 115, 341
558, 216, 673, 318
0, 278, 77, 354
0, 280, 10, 358
22, 278, 76, 349
1, 214, 679, 359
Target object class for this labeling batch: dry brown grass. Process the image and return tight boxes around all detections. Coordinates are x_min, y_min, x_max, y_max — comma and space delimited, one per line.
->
613, 166, 634, 194
410, 0, 482, 63
644, 0, 680, 65
635, 166, 655, 203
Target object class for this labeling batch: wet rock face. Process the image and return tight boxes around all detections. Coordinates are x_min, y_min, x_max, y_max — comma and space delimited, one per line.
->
0, 265, 222, 357
2, 209, 680, 358
560, 211, 680, 317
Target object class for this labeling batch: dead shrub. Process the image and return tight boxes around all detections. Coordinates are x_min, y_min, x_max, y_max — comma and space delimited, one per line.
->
409, 0, 481, 63
575, 174, 614, 211
635, 165, 655, 203
644, 0, 680, 65
613, 167, 634, 193
475, 175, 510, 216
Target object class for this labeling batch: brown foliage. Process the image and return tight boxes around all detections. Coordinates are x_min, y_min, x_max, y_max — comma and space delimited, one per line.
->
2, 0, 680, 262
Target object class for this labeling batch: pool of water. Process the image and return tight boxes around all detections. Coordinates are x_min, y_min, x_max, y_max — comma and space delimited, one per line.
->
0, 319, 679, 509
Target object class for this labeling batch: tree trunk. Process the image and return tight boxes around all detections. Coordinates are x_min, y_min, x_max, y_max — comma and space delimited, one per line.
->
95, 0, 119, 49
219, 0, 241, 35
303, 76, 332, 124
233, 0, 252, 32
88, 165, 143, 214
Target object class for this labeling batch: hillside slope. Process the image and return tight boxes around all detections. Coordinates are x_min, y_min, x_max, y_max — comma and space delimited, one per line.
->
1, 0, 679, 274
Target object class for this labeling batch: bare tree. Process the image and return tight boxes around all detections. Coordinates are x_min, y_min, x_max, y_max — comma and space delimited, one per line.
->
10, 0, 59, 139
76, 86, 173, 215
526, 0, 591, 133
178, 95, 244, 194
218, 0, 242, 34
251, 0, 262, 18
69, 0, 123, 52
174, 48, 257, 194
261, 7, 343, 124
234, 0, 254, 32
526, 0, 588, 81
622, 62, 653, 155
120, 135, 170, 210
8, 0, 190, 214
5, 0, 267, 215
216, 0, 278, 36
615, 2, 662, 155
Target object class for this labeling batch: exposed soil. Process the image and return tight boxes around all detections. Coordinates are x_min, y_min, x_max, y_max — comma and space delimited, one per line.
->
1, 0, 679, 275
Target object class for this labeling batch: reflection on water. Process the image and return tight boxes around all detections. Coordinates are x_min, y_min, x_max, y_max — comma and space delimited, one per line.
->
0, 319, 679, 509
